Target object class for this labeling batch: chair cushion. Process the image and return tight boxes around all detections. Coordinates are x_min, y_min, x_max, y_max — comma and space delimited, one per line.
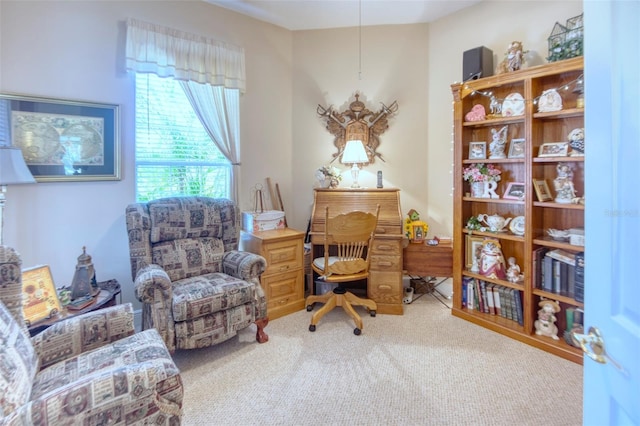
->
152, 238, 225, 282
0, 302, 39, 417
313, 256, 367, 275
171, 272, 257, 322
148, 197, 224, 243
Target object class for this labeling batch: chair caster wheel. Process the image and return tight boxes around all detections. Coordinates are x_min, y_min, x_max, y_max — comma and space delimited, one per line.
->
370, 310, 376, 317
306, 305, 313, 312
354, 328, 361, 335
309, 324, 316, 332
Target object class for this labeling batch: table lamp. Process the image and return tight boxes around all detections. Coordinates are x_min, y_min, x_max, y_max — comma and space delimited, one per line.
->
341, 140, 369, 188
0, 143, 36, 244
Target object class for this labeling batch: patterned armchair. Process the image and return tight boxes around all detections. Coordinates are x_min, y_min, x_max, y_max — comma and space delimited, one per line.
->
0, 246, 183, 425
125, 197, 269, 353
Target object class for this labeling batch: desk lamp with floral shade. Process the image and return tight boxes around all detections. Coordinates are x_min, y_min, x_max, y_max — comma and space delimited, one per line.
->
463, 163, 502, 199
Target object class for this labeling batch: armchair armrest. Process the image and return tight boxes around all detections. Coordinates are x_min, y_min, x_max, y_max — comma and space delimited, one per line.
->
222, 250, 266, 281
134, 264, 176, 352
134, 263, 173, 303
223, 251, 268, 323
31, 303, 135, 370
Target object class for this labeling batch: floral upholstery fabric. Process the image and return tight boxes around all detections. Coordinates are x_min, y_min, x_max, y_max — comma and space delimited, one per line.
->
151, 237, 225, 282
126, 196, 269, 353
0, 246, 183, 425
0, 302, 38, 418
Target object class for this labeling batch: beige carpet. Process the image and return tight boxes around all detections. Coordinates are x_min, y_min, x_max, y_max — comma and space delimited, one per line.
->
172, 295, 582, 425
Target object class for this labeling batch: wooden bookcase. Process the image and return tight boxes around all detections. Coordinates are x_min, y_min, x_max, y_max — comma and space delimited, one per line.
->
451, 57, 585, 364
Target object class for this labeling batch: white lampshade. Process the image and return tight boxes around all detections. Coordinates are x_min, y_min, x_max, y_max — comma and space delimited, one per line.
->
341, 140, 369, 165
0, 146, 35, 185
341, 140, 368, 188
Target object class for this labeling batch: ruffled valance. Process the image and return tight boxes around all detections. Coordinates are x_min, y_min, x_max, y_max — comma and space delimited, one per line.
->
125, 18, 246, 92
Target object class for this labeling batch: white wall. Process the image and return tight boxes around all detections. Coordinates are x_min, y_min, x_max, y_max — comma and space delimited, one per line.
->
0, 0, 582, 309
290, 0, 583, 237
0, 0, 293, 307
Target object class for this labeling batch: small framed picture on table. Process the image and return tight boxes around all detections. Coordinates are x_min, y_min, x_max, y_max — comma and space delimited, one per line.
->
468, 141, 486, 159
503, 182, 525, 200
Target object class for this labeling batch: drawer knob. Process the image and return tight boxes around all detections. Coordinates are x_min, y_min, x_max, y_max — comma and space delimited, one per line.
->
279, 265, 290, 271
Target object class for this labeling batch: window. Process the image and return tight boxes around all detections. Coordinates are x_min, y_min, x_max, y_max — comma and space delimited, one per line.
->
134, 73, 231, 201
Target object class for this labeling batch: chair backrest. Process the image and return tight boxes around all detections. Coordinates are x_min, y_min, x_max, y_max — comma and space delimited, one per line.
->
320, 205, 380, 278
125, 197, 241, 281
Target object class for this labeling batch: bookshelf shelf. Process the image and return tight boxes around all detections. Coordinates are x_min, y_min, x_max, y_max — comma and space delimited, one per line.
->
451, 57, 585, 364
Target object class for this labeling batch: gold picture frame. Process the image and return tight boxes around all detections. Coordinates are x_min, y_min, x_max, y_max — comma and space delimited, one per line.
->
22, 265, 62, 326
465, 235, 485, 269
533, 178, 553, 202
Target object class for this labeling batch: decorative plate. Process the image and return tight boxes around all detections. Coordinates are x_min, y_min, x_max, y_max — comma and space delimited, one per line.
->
509, 216, 525, 236
501, 93, 525, 117
537, 88, 563, 113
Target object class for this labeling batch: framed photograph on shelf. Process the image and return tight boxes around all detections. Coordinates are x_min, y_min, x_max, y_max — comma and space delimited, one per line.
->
508, 138, 526, 158
538, 141, 569, 157
0, 93, 120, 182
533, 178, 553, 202
21, 265, 62, 327
468, 141, 486, 159
465, 235, 485, 269
503, 182, 525, 200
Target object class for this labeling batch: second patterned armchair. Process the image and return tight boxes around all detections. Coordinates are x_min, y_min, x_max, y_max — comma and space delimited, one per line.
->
125, 196, 269, 353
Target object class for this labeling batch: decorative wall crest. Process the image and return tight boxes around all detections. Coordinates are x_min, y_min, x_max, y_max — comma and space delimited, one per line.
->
317, 93, 398, 164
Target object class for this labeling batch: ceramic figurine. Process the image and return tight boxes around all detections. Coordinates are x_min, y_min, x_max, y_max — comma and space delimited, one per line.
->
478, 239, 507, 280
489, 126, 508, 159
568, 127, 585, 156
497, 41, 528, 74
553, 162, 576, 204
534, 300, 561, 340
506, 257, 524, 283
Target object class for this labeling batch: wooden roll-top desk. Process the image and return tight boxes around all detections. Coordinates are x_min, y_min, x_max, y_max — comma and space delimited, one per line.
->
310, 188, 404, 315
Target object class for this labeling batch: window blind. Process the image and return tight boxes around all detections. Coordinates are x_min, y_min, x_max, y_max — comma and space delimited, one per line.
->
135, 74, 230, 201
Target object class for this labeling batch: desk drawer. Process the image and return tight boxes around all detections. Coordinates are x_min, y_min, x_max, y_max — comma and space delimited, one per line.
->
371, 239, 402, 256
262, 269, 303, 300
370, 254, 401, 271
263, 240, 302, 275
368, 271, 402, 304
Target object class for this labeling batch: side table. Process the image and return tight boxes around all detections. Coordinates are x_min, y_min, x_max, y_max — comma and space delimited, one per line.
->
403, 242, 453, 306
28, 279, 121, 336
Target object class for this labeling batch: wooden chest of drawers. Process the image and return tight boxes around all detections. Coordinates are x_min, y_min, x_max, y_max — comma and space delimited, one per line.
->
240, 229, 305, 320
310, 188, 404, 315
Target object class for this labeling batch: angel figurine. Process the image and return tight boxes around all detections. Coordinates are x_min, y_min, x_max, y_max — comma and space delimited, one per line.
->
489, 126, 508, 159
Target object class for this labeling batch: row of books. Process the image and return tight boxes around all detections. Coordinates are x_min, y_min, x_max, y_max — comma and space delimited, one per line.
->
533, 248, 585, 302
462, 277, 523, 325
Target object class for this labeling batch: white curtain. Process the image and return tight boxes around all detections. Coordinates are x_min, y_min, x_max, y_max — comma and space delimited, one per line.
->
180, 81, 241, 203
125, 18, 245, 202
125, 18, 246, 92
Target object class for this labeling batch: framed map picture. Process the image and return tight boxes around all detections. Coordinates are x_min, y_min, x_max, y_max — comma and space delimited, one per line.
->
0, 93, 120, 182
22, 265, 62, 326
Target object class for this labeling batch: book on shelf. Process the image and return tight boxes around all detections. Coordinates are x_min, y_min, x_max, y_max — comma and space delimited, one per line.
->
547, 249, 576, 266
512, 289, 524, 326
485, 283, 496, 315
466, 279, 523, 325
533, 247, 548, 290
574, 252, 585, 302
492, 285, 501, 316
543, 255, 554, 292
480, 280, 490, 313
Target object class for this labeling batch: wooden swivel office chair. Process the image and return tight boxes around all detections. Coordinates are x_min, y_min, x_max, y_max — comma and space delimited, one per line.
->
306, 205, 380, 335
